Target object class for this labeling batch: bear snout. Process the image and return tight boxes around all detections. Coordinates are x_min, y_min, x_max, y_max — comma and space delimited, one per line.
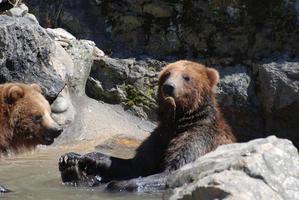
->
47, 126, 63, 138
162, 83, 175, 97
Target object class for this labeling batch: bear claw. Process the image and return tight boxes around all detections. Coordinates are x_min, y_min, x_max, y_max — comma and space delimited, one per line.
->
59, 152, 82, 183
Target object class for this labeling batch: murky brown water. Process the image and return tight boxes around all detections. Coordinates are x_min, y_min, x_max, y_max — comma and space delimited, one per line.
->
0, 143, 161, 200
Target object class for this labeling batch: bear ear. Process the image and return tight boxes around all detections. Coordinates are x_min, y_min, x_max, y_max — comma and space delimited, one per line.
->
206, 67, 220, 87
5, 85, 24, 104
30, 83, 42, 93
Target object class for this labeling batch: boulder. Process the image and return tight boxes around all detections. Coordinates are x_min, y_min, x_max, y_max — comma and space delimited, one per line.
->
0, 15, 65, 102
257, 59, 299, 147
64, 39, 97, 96
165, 136, 299, 200
216, 65, 263, 142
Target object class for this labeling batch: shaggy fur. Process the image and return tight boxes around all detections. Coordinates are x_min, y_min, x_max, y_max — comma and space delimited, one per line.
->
0, 83, 62, 153
59, 60, 236, 192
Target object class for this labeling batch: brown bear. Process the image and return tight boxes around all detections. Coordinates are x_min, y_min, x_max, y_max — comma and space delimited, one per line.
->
0, 83, 63, 153
0, 83, 63, 193
58, 60, 236, 192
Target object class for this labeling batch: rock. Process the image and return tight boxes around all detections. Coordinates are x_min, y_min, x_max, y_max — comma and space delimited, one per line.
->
6, 3, 28, 17
93, 46, 105, 58
165, 136, 299, 200
86, 56, 165, 119
143, 2, 173, 18
55, 95, 154, 144
0, 16, 65, 102
46, 28, 76, 46
25, 0, 299, 60
216, 65, 263, 142
23, 12, 38, 23
49, 41, 74, 81
65, 40, 96, 96
257, 59, 299, 147
51, 86, 76, 127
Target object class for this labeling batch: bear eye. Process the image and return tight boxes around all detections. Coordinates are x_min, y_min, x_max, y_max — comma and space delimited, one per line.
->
164, 71, 171, 79
32, 115, 43, 123
183, 75, 191, 82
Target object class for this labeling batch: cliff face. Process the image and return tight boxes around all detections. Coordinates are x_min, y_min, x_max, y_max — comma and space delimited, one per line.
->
25, 0, 299, 61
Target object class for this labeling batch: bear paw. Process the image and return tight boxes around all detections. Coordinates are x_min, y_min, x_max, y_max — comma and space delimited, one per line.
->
59, 152, 82, 183
59, 152, 101, 186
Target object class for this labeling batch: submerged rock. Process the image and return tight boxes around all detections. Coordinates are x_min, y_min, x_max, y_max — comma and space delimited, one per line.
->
165, 136, 299, 200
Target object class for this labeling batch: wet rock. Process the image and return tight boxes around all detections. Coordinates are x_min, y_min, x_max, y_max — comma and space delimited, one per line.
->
0, 185, 10, 193
257, 59, 299, 147
165, 136, 299, 200
0, 15, 65, 102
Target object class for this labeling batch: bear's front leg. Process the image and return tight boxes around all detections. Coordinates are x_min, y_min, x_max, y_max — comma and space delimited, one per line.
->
59, 152, 111, 186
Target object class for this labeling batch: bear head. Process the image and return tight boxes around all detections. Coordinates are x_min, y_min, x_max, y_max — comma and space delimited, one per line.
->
2, 83, 63, 149
158, 60, 219, 115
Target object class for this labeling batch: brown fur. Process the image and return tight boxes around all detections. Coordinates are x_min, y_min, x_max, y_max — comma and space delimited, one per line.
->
59, 60, 236, 192
0, 83, 62, 154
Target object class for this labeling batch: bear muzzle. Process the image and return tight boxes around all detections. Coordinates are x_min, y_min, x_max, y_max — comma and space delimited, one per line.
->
42, 126, 63, 145
162, 83, 175, 97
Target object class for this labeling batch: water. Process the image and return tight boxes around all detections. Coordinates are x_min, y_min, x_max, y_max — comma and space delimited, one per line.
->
0, 144, 161, 200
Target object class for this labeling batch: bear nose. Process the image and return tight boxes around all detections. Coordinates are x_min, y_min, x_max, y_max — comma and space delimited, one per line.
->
162, 83, 175, 97
48, 126, 63, 138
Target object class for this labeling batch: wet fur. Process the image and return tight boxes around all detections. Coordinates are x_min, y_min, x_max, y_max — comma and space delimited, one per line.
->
59, 60, 236, 192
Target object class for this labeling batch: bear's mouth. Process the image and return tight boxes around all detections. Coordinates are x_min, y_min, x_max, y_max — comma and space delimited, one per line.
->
42, 135, 55, 145
41, 126, 63, 145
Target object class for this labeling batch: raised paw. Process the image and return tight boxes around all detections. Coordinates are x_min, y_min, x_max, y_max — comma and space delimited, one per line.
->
58, 152, 82, 183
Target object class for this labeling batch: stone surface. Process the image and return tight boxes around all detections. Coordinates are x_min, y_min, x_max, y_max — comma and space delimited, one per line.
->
86, 56, 165, 119
51, 86, 75, 127
65, 40, 96, 96
258, 60, 299, 147
6, 3, 28, 17
0, 15, 65, 102
25, 0, 299, 60
55, 95, 154, 145
216, 65, 263, 142
165, 136, 299, 200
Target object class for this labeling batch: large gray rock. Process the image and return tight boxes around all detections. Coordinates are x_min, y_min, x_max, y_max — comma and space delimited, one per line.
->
216, 65, 263, 141
258, 60, 299, 147
165, 136, 299, 200
0, 16, 65, 102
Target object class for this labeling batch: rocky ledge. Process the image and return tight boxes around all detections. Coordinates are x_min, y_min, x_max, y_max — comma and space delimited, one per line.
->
165, 136, 299, 200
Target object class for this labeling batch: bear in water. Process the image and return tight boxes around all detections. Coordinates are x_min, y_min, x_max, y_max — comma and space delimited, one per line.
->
0, 83, 63, 192
59, 60, 236, 192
